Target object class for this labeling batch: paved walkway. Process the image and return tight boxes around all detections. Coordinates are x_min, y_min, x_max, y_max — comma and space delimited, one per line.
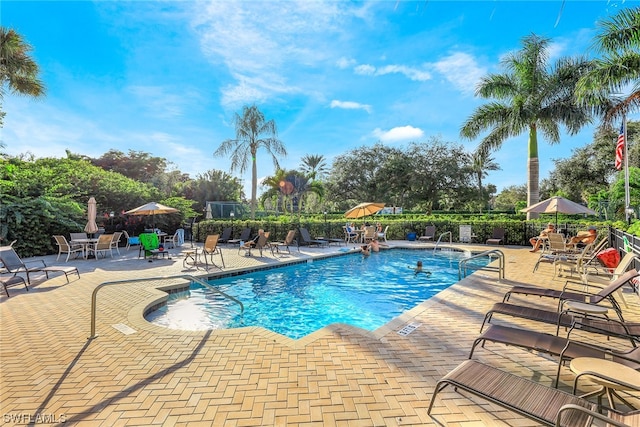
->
1, 240, 639, 426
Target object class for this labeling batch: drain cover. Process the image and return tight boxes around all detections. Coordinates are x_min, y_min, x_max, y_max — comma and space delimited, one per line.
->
112, 323, 136, 335
397, 323, 421, 336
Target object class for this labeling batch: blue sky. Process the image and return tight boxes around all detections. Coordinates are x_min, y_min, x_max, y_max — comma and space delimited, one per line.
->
2, 0, 638, 198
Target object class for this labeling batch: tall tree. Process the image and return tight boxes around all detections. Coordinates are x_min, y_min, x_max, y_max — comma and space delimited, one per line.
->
576, 6, 640, 126
214, 105, 287, 219
0, 27, 45, 127
460, 33, 593, 219
300, 154, 329, 181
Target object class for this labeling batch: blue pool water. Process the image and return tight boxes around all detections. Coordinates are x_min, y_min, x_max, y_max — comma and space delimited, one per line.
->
145, 249, 490, 339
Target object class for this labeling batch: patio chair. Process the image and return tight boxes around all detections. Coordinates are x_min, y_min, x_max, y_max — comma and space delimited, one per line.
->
203, 234, 225, 269
162, 230, 179, 249
240, 232, 271, 257
486, 227, 505, 245
121, 231, 135, 250
53, 235, 84, 262
88, 234, 115, 259
138, 232, 159, 259
70, 232, 88, 241
0, 245, 80, 285
110, 231, 123, 255
218, 227, 232, 244
343, 226, 358, 244
1, 275, 28, 297
228, 228, 251, 246
501, 268, 639, 321
377, 225, 389, 242
362, 226, 376, 243
418, 225, 436, 241
459, 225, 475, 243
271, 230, 297, 254
428, 359, 632, 426
533, 233, 576, 272
298, 228, 328, 247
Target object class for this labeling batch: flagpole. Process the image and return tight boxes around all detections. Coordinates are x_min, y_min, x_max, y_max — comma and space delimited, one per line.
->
624, 112, 631, 223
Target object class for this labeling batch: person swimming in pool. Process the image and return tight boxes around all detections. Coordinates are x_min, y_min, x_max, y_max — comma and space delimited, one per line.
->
412, 260, 432, 276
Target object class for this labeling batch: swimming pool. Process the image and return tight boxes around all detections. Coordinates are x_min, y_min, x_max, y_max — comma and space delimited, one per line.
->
145, 249, 490, 339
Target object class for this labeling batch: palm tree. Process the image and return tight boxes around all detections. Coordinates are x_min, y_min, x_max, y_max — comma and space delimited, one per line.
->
214, 105, 287, 219
469, 149, 500, 212
0, 27, 45, 126
576, 7, 640, 126
300, 154, 329, 180
460, 33, 592, 219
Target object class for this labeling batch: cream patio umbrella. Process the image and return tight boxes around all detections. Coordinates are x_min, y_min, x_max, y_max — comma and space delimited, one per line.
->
83, 197, 99, 235
125, 202, 179, 230
520, 196, 597, 228
345, 202, 386, 226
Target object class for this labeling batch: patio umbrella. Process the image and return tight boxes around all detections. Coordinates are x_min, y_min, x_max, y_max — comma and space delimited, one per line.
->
344, 202, 385, 224
83, 197, 99, 235
125, 202, 178, 230
520, 196, 597, 227
205, 204, 212, 219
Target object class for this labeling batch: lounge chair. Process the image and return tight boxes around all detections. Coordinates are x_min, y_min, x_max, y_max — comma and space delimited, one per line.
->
1, 275, 28, 297
53, 235, 84, 262
202, 234, 225, 269
480, 301, 640, 346
0, 245, 80, 285
228, 228, 251, 246
486, 227, 505, 245
468, 322, 640, 387
298, 227, 328, 247
271, 230, 297, 254
418, 225, 436, 241
218, 227, 232, 244
502, 268, 639, 321
428, 359, 636, 426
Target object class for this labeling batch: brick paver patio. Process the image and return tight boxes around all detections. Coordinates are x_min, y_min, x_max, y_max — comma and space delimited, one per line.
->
1, 240, 638, 426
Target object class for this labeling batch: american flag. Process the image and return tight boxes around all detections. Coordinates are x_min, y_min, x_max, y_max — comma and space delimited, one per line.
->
615, 122, 625, 170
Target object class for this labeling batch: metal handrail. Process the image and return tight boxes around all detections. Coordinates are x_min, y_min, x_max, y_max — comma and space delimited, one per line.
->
458, 249, 505, 280
89, 274, 244, 339
433, 232, 452, 252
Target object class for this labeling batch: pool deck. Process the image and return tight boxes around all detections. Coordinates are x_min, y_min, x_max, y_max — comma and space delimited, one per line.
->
1, 240, 639, 426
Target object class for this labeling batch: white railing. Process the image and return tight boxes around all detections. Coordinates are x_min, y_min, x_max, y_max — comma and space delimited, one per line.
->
433, 232, 452, 252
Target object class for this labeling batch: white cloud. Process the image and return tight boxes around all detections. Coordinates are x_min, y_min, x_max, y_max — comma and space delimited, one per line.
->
330, 100, 372, 113
432, 52, 486, 95
190, 1, 366, 108
336, 57, 356, 69
372, 126, 424, 143
354, 63, 431, 81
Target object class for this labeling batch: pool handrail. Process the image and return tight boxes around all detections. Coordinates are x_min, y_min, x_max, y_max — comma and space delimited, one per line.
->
458, 249, 505, 280
89, 274, 244, 339
433, 232, 452, 252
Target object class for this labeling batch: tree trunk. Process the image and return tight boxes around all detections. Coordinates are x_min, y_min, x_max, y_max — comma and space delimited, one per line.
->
526, 126, 540, 220
251, 153, 257, 220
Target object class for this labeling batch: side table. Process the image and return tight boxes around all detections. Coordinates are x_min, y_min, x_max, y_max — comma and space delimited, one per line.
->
570, 357, 640, 410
